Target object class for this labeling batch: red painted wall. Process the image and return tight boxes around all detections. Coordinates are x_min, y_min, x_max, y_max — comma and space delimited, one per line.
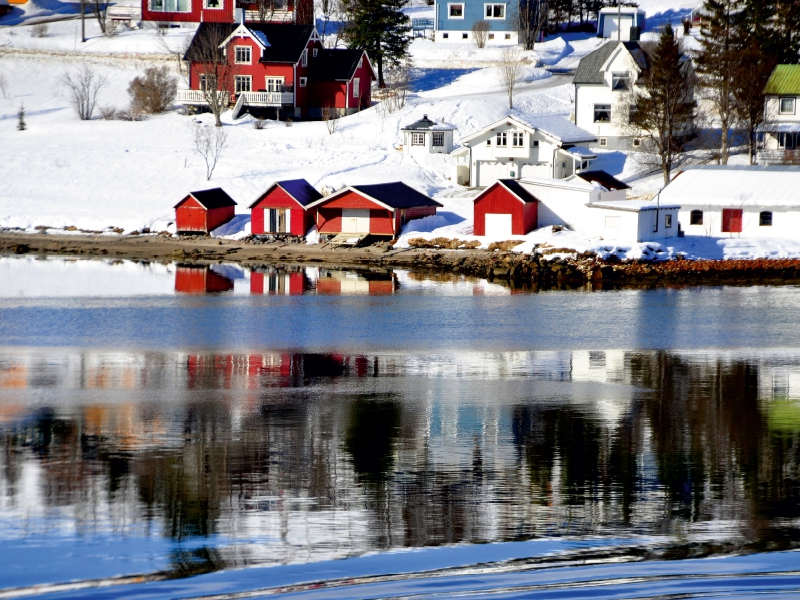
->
176, 267, 234, 293
175, 196, 234, 233
250, 271, 305, 294
141, 0, 233, 24
250, 187, 314, 236
473, 184, 537, 236
314, 192, 395, 235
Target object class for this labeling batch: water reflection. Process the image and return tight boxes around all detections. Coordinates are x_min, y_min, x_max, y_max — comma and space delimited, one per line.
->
2, 348, 800, 580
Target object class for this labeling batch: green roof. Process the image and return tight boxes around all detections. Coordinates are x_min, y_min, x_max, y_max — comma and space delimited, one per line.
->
764, 65, 800, 95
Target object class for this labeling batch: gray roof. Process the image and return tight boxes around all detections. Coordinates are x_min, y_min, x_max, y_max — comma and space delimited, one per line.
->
401, 114, 457, 131
573, 41, 642, 85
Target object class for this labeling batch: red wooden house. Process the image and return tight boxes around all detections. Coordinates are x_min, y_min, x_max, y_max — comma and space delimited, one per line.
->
306, 182, 442, 238
141, 0, 312, 26
249, 178, 321, 235
250, 269, 307, 294
174, 188, 237, 233
473, 179, 538, 237
175, 266, 235, 293
179, 22, 375, 120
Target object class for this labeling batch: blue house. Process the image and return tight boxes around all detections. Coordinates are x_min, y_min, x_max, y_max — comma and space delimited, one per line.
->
433, 0, 518, 44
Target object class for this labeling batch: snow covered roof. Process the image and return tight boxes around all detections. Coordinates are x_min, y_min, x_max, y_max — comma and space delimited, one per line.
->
459, 115, 595, 146
590, 200, 680, 212
250, 29, 270, 49
563, 146, 597, 159
249, 179, 322, 208
598, 6, 645, 14
660, 165, 800, 208
177, 188, 237, 210
758, 122, 800, 133
401, 114, 457, 131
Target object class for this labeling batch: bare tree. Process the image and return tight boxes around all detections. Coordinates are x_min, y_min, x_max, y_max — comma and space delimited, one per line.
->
192, 122, 228, 180
498, 47, 523, 110
88, 0, 110, 36
128, 66, 178, 114
321, 105, 340, 134
518, 0, 547, 51
61, 66, 108, 120
154, 31, 194, 84
185, 24, 237, 127
0, 73, 8, 98
318, 0, 347, 46
383, 60, 411, 113
472, 20, 490, 48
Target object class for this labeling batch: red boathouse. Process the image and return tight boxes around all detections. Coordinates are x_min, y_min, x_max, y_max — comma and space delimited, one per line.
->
473, 179, 538, 237
306, 182, 442, 237
249, 179, 322, 236
174, 188, 237, 234
175, 266, 235, 293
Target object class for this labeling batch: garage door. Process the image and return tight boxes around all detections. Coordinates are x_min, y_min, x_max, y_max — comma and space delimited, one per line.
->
521, 163, 550, 178
485, 213, 513, 238
341, 209, 370, 233
603, 15, 633, 39
477, 161, 507, 187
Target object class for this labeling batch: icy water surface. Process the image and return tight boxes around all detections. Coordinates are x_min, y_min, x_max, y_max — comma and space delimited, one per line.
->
2, 257, 800, 598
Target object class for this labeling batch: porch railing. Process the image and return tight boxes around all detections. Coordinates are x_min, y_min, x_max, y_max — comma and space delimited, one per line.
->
238, 91, 294, 106
176, 89, 230, 105
756, 149, 800, 165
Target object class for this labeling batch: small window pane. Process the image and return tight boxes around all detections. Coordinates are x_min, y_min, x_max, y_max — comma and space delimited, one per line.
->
760, 211, 772, 226
448, 3, 463, 17
690, 210, 703, 225
412, 133, 425, 145
780, 97, 795, 114
612, 72, 629, 90
594, 104, 611, 123
432, 132, 444, 146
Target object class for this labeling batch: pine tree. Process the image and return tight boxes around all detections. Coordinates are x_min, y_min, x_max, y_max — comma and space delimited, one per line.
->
343, 0, 410, 88
629, 25, 698, 185
695, 0, 742, 164
740, 0, 800, 64
17, 104, 26, 131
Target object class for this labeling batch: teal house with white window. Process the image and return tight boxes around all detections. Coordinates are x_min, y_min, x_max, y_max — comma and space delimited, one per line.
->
433, 0, 518, 44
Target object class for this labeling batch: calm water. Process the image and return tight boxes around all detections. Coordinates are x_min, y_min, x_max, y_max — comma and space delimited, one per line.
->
2, 257, 800, 599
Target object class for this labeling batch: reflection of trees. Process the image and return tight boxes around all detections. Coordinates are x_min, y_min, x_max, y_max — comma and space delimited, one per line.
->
344, 396, 400, 485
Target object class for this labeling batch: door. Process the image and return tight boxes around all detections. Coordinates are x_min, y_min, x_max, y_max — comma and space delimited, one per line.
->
477, 161, 507, 187
485, 213, 513, 238
341, 209, 370, 233
265, 208, 292, 233
722, 208, 743, 233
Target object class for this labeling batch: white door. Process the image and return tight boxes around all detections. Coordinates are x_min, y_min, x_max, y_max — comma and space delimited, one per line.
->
485, 213, 513, 238
341, 209, 370, 233
477, 161, 507, 187
603, 15, 633, 39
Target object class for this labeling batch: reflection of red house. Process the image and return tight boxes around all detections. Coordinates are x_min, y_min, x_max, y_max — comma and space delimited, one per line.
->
473, 179, 538, 237
249, 179, 322, 236
175, 266, 235, 293
250, 270, 306, 294
315, 271, 397, 295
306, 182, 442, 237
174, 188, 237, 234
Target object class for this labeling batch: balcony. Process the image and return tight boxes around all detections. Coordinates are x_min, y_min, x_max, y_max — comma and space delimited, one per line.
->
756, 149, 800, 165
176, 89, 230, 106
237, 90, 294, 106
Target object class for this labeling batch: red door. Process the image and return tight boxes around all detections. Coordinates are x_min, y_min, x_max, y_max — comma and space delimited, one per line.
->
722, 209, 742, 233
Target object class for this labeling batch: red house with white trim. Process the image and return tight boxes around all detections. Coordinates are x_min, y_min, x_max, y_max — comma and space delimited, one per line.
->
306, 182, 442, 237
179, 21, 375, 120
473, 179, 538, 237
174, 188, 237, 233
249, 178, 321, 236
141, 0, 312, 26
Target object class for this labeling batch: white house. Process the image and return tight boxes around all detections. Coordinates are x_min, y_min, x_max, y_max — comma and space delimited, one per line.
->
573, 40, 647, 151
596, 7, 646, 41
660, 165, 800, 238
519, 171, 680, 243
401, 115, 457, 154
757, 65, 800, 165
449, 115, 597, 187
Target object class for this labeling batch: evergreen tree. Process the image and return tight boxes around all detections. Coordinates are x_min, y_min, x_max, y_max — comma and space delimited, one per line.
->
17, 104, 26, 131
695, 0, 742, 164
740, 0, 800, 63
343, 0, 410, 88
629, 25, 697, 185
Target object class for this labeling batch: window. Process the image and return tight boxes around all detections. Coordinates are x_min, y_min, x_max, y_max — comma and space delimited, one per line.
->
301, 49, 308, 67
204, 0, 221, 8
690, 209, 703, 225
760, 211, 773, 226
412, 132, 425, 145
594, 104, 611, 123
780, 97, 796, 114
443, 32, 449, 38
199, 74, 209, 90
432, 131, 444, 146
265, 77, 284, 92
353, 77, 360, 96
234, 46, 251, 64
722, 208, 743, 233
462, 32, 468, 39
512, 131, 523, 147
599, 137, 607, 147
611, 72, 629, 90
532, 139, 539, 147
149, 0, 190, 12
265, 208, 290, 233
505, 33, 511, 39
447, 2, 464, 18
484, 3, 505, 18
235, 75, 251, 93
779, 132, 796, 149
488, 33, 495, 39
313, 48, 318, 57
299, 76, 307, 87
632, 137, 641, 148
605, 216, 620, 228
486, 138, 491, 146
665, 214, 672, 228
496, 131, 507, 146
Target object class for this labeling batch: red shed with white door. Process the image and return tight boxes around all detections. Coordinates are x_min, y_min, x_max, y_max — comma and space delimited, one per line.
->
306, 182, 442, 237
174, 188, 237, 234
473, 179, 538, 237
249, 179, 322, 236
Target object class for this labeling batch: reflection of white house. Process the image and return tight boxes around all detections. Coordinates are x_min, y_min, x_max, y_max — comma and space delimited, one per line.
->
520, 171, 680, 243
401, 114, 457, 154
573, 41, 647, 151
660, 165, 800, 238
596, 7, 646, 40
450, 115, 597, 187
757, 65, 800, 165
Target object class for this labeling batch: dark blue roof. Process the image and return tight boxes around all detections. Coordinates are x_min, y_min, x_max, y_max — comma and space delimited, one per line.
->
496, 179, 537, 203
176, 187, 236, 209
250, 179, 323, 208
350, 182, 442, 209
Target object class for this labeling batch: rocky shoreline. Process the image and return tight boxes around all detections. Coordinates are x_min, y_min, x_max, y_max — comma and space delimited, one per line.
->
3, 231, 800, 290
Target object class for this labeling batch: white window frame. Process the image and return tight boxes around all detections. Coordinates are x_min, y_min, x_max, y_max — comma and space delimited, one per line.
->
780, 97, 796, 114
203, 0, 222, 9
611, 71, 629, 90
664, 214, 672, 228
599, 137, 607, 147
149, 0, 191, 12
313, 48, 318, 57
432, 131, 444, 146
496, 131, 507, 146
632, 137, 641, 147
512, 131, 523, 147
265, 76, 285, 92
235, 75, 252, 94
234, 45, 251, 64
301, 48, 308, 67
353, 77, 360, 96
299, 76, 307, 87
484, 3, 505, 19
411, 132, 425, 146
447, 2, 464, 18
594, 104, 612, 123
